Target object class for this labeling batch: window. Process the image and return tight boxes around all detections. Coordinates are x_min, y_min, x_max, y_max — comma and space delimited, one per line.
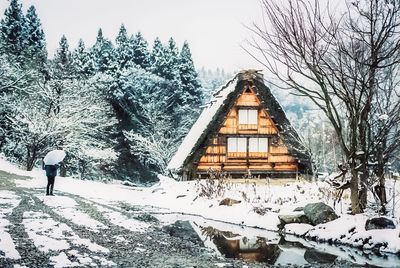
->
238, 109, 258, 125
249, 138, 268, 152
227, 137, 247, 152
227, 137, 269, 156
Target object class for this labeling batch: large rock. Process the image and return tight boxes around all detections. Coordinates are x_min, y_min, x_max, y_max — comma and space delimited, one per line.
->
365, 217, 396, 231
162, 220, 204, 246
219, 198, 241, 206
278, 213, 310, 229
304, 248, 337, 264
304, 202, 338, 225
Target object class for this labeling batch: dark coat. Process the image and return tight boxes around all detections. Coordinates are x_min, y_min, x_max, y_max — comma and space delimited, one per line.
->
43, 164, 59, 177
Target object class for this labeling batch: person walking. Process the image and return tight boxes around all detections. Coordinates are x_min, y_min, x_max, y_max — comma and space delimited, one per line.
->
43, 163, 59, 196
42, 149, 66, 196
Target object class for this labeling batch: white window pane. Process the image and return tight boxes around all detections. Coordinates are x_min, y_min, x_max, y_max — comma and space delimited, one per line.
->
237, 138, 247, 152
227, 138, 237, 152
258, 138, 268, 152
248, 110, 258, 124
238, 110, 247, 124
249, 138, 258, 152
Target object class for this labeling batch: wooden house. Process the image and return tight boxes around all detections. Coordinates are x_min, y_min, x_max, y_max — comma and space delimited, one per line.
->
168, 70, 312, 180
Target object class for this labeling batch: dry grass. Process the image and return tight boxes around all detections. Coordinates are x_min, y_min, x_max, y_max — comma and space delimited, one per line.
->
225, 178, 304, 186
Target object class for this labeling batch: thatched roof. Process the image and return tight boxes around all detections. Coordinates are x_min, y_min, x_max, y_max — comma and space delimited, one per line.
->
168, 70, 312, 173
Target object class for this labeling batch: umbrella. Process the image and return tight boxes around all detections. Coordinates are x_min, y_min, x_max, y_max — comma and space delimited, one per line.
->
44, 150, 66, 165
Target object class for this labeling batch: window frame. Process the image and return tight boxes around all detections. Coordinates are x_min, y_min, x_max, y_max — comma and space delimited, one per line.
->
238, 108, 258, 128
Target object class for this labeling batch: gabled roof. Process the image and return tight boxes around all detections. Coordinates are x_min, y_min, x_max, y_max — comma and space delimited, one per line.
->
168, 70, 312, 172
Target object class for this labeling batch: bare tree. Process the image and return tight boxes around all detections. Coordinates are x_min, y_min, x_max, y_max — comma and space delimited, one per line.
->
246, 0, 400, 214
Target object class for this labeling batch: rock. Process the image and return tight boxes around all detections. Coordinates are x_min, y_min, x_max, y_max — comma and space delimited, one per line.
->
293, 206, 304, 212
304, 202, 338, 225
162, 220, 204, 247
304, 248, 337, 264
176, 195, 186, 199
219, 198, 241, 206
365, 217, 396, 231
278, 214, 310, 229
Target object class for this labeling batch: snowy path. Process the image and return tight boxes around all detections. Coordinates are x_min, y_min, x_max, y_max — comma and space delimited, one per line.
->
0, 170, 250, 268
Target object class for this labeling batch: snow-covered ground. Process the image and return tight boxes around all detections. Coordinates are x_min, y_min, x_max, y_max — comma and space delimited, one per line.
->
1, 155, 400, 267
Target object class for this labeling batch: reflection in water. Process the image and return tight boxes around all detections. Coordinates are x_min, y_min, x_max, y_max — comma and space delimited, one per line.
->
200, 226, 337, 266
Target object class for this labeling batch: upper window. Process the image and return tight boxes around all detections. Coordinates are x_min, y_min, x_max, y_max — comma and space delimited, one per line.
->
238, 109, 258, 125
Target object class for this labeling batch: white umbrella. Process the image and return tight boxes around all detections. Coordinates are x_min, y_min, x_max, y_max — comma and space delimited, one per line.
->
44, 150, 66, 165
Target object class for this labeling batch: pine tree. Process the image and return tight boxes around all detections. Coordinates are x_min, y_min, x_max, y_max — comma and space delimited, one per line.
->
131, 32, 150, 69
92, 28, 116, 73
150, 37, 180, 81
164, 37, 180, 82
115, 24, 133, 69
72, 39, 94, 77
24, 5, 47, 64
54, 35, 71, 68
178, 41, 203, 106
150, 37, 166, 77
0, 0, 26, 55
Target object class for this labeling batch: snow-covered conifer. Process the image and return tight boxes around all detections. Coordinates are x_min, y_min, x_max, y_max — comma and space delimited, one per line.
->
115, 24, 133, 70
131, 32, 150, 70
0, 0, 26, 56
24, 6, 47, 64
92, 28, 116, 73
178, 41, 202, 106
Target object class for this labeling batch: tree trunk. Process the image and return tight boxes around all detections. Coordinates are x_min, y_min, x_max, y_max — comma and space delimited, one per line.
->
350, 168, 362, 214
375, 164, 387, 214
60, 162, 67, 177
26, 147, 37, 171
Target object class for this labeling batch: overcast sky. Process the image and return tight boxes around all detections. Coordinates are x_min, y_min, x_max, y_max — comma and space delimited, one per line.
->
0, 0, 265, 72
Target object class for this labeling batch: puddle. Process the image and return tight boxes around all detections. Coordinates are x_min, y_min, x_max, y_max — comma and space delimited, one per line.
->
154, 213, 400, 267
197, 224, 400, 267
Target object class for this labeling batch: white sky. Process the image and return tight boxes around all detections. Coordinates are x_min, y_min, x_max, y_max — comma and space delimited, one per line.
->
0, 0, 265, 72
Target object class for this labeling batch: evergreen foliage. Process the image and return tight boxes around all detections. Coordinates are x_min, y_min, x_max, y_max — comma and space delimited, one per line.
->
115, 24, 133, 70
24, 6, 46, 64
92, 28, 116, 73
72, 39, 95, 77
0, 0, 25, 56
178, 41, 202, 106
0, 0, 206, 181
131, 32, 150, 70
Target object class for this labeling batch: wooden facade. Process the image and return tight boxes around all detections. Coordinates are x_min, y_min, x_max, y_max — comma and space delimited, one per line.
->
168, 70, 312, 180
197, 84, 298, 177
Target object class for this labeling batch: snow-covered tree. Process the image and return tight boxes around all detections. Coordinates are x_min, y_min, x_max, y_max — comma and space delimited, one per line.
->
71, 39, 94, 77
115, 24, 133, 70
178, 41, 202, 107
0, 0, 25, 56
150, 37, 180, 82
24, 5, 46, 65
92, 28, 116, 73
131, 32, 150, 70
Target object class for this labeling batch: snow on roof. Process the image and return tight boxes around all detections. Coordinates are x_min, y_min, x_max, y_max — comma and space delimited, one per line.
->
167, 77, 238, 170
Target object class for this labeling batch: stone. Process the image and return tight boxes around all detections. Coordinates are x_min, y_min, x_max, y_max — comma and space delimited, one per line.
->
293, 206, 304, 212
304, 202, 338, 226
219, 198, 241, 206
365, 217, 396, 231
162, 220, 204, 247
304, 248, 337, 264
278, 213, 310, 229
